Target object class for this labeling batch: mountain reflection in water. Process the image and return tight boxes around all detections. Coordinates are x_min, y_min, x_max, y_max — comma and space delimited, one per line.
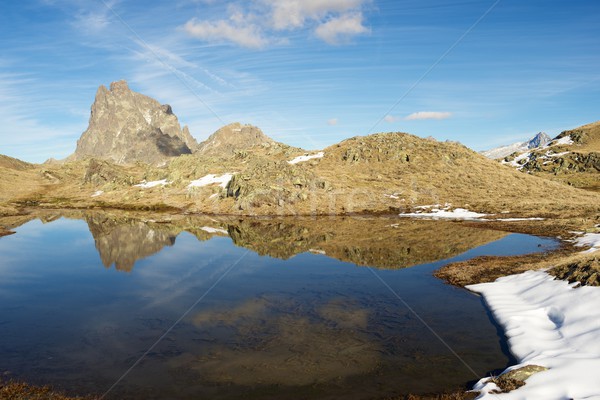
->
0, 210, 558, 399
5, 210, 509, 272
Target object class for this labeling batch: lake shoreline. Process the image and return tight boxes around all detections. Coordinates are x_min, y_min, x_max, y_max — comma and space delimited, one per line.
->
0, 207, 597, 400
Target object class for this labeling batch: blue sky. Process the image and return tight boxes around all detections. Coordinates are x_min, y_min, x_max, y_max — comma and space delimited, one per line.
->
1, 0, 599, 162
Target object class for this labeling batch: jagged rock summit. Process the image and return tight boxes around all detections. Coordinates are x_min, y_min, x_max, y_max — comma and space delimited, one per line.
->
481, 132, 551, 160
196, 122, 275, 156
72, 80, 198, 165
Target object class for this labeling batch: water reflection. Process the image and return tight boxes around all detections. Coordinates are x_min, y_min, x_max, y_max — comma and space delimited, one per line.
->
85, 214, 177, 272
0, 210, 556, 399
2, 210, 508, 271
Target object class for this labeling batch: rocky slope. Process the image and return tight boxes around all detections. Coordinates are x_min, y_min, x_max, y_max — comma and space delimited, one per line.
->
72, 80, 197, 165
196, 122, 276, 157
481, 132, 551, 159
2, 81, 599, 218
501, 121, 600, 191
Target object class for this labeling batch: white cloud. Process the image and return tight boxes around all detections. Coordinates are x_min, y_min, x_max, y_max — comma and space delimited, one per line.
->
183, 17, 268, 49
314, 13, 369, 44
183, 0, 370, 47
327, 118, 338, 125
384, 115, 397, 123
405, 111, 452, 121
265, 0, 366, 30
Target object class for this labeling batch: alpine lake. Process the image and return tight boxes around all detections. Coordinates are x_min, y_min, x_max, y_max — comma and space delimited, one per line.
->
0, 210, 557, 399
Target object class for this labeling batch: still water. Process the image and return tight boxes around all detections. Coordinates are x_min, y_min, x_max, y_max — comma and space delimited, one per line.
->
0, 211, 557, 399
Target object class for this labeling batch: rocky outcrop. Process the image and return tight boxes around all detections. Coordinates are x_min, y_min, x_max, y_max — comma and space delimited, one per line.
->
197, 122, 275, 157
72, 80, 197, 165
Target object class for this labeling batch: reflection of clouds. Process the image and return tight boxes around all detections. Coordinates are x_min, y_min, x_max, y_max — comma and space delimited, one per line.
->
0, 217, 94, 293
132, 234, 247, 309
183, 296, 379, 386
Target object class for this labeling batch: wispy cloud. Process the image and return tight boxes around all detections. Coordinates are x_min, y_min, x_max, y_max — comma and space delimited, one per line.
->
314, 13, 369, 44
405, 111, 452, 121
327, 118, 338, 125
384, 115, 397, 123
266, 0, 367, 30
183, 17, 269, 49
182, 0, 370, 48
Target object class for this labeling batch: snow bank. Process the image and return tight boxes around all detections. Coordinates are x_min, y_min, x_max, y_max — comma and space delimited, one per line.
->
188, 173, 233, 189
502, 152, 531, 168
200, 226, 228, 235
287, 152, 324, 164
135, 179, 169, 188
468, 271, 600, 399
572, 233, 600, 253
552, 136, 574, 146
487, 217, 545, 222
308, 248, 326, 255
399, 207, 486, 220
91, 190, 104, 197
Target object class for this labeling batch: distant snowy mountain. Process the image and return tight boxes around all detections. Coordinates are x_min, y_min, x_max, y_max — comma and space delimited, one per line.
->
481, 132, 551, 159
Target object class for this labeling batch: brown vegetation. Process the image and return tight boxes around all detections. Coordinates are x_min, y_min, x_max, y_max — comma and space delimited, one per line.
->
0, 379, 96, 400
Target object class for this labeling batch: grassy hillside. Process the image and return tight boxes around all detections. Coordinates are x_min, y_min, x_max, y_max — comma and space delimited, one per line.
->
1, 130, 599, 218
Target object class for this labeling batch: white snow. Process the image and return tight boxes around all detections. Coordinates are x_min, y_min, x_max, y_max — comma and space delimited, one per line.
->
572, 233, 600, 253
503, 151, 531, 168
552, 136, 574, 146
134, 179, 169, 188
188, 173, 233, 189
200, 226, 228, 235
399, 207, 487, 220
384, 193, 401, 200
287, 152, 324, 164
91, 190, 104, 197
309, 248, 326, 255
547, 151, 569, 158
481, 141, 527, 160
487, 217, 545, 222
468, 270, 600, 399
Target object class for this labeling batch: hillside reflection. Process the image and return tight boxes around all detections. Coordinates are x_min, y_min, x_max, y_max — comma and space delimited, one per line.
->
1, 210, 507, 271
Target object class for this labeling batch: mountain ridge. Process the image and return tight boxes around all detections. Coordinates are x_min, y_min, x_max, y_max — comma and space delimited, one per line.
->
1, 82, 599, 218
481, 132, 551, 160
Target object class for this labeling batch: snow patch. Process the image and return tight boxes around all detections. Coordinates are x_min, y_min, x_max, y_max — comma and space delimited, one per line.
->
91, 190, 104, 197
572, 233, 600, 253
135, 179, 169, 188
552, 136, 574, 146
487, 217, 545, 222
188, 173, 233, 189
399, 206, 486, 220
200, 226, 228, 235
309, 248, 326, 255
468, 271, 600, 399
288, 152, 324, 164
503, 151, 531, 168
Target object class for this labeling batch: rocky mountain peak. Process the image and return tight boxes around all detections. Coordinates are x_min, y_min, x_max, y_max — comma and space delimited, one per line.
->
196, 122, 275, 156
527, 132, 551, 149
72, 80, 198, 165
